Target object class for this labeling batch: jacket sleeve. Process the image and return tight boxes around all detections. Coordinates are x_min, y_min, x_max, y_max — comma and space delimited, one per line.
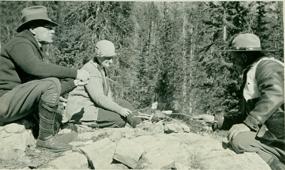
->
84, 68, 123, 114
9, 42, 77, 78
243, 60, 284, 131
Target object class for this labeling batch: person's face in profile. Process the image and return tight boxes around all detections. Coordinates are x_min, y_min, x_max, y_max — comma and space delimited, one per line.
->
100, 57, 114, 68
30, 25, 55, 44
95, 47, 116, 68
230, 51, 248, 72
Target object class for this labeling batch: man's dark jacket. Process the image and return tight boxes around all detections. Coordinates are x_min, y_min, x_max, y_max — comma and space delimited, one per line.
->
217, 57, 284, 149
0, 30, 77, 97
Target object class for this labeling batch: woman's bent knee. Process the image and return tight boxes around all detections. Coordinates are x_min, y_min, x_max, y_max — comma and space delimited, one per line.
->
113, 118, 126, 128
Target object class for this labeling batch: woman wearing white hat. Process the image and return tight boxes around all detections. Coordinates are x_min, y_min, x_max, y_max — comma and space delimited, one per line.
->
66, 40, 142, 128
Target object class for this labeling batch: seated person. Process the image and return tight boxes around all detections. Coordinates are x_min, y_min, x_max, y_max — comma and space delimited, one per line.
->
0, 6, 89, 152
195, 33, 284, 170
66, 40, 141, 128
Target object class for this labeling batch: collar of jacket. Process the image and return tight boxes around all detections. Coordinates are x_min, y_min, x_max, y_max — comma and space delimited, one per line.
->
242, 56, 264, 74
17, 30, 42, 50
16, 30, 47, 60
91, 59, 107, 74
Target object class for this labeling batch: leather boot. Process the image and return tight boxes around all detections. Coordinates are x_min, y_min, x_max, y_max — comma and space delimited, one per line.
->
126, 114, 142, 128
36, 102, 72, 152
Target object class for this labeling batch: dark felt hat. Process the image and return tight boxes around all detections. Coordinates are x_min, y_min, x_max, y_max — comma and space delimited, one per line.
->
17, 6, 58, 32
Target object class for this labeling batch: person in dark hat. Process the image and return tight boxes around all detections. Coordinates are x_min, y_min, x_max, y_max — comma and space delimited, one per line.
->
194, 33, 284, 170
0, 6, 90, 152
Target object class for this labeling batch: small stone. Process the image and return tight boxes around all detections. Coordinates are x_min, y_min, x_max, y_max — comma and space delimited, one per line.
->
109, 131, 124, 142
164, 121, 190, 134
161, 161, 189, 170
4, 123, 25, 133
58, 128, 72, 134
164, 123, 181, 133
181, 124, 190, 133
46, 152, 88, 169
151, 121, 165, 134
78, 132, 95, 141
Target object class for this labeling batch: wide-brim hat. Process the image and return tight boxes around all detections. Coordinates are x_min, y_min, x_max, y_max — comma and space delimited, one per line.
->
17, 6, 58, 32
96, 40, 117, 57
222, 33, 276, 52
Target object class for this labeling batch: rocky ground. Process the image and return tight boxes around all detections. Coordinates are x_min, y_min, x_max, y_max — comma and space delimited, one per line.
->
0, 112, 270, 170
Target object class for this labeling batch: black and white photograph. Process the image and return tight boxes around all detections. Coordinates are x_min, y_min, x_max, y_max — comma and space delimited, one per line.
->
0, 1, 284, 169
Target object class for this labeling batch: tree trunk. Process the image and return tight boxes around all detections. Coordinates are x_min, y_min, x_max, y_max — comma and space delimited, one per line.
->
181, 4, 188, 113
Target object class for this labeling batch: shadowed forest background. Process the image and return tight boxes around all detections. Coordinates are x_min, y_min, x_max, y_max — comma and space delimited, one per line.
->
0, 1, 283, 116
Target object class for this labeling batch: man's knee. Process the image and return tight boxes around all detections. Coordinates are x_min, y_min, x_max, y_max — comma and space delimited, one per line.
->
40, 78, 61, 106
230, 132, 257, 153
0, 100, 8, 116
42, 78, 61, 90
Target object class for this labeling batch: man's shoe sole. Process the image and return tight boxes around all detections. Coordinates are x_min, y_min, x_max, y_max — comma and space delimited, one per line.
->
36, 140, 72, 153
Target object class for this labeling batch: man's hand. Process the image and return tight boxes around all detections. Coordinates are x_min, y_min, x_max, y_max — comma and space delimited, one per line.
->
119, 108, 132, 117
74, 79, 88, 86
228, 123, 250, 142
59, 96, 67, 103
76, 70, 90, 82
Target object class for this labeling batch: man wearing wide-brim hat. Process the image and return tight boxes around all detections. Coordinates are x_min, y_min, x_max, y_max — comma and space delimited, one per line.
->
195, 33, 284, 169
0, 6, 90, 152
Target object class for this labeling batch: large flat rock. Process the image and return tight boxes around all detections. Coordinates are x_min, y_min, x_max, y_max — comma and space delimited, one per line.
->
113, 138, 144, 168
132, 133, 270, 170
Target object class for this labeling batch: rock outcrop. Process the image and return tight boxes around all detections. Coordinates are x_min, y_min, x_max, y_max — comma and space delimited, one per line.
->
0, 120, 271, 170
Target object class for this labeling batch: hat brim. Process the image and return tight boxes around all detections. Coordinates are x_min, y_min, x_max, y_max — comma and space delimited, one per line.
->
104, 53, 117, 57
16, 19, 58, 32
97, 53, 117, 57
218, 49, 278, 52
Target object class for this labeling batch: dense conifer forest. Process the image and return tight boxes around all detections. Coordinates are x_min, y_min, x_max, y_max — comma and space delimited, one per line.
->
1, 1, 283, 116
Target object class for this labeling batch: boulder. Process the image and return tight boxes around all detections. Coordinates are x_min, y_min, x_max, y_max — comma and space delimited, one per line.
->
132, 134, 191, 168
113, 138, 144, 168
199, 150, 271, 170
80, 138, 117, 169
132, 133, 270, 170
0, 123, 35, 161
